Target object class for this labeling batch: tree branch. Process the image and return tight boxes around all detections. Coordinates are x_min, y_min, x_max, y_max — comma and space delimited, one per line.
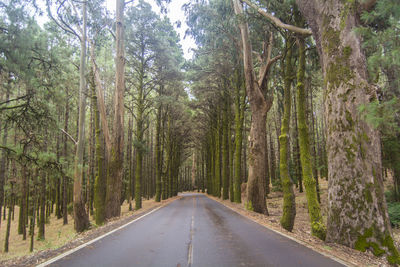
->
60, 128, 77, 145
241, 0, 312, 36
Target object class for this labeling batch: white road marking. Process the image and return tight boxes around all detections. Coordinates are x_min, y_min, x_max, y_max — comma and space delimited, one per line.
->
36, 202, 174, 267
187, 198, 195, 267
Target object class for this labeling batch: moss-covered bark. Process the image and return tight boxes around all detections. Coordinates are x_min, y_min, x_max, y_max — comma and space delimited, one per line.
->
296, 37, 326, 240
90, 69, 106, 225
233, 70, 244, 203
222, 93, 230, 200
279, 41, 296, 231
296, 0, 400, 262
155, 87, 163, 202
214, 118, 221, 198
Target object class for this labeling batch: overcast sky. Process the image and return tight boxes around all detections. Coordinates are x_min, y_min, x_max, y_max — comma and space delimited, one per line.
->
106, 0, 196, 59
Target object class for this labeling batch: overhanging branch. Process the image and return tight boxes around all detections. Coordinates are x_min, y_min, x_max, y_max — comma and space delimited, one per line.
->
241, 0, 312, 36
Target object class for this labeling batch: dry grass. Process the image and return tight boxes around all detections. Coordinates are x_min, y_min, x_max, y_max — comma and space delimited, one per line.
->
0, 197, 177, 263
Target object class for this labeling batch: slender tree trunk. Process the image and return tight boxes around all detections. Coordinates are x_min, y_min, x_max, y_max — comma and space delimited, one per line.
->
214, 119, 221, 198
62, 88, 69, 225
155, 93, 162, 202
0, 85, 10, 227
293, 95, 303, 192
296, 37, 325, 240
38, 171, 46, 240
73, 0, 90, 232
18, 164, 28, 239
222, 92, 230, 200
89, 70, 106, 226
297, 0, 399, 262
4, 182, 13, 252
279, 41, 296, 231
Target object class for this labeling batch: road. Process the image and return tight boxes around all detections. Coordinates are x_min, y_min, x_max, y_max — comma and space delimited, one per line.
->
43, 193, 346, 267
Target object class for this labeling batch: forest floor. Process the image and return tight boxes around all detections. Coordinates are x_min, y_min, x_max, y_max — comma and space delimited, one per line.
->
0, 196, 180, 266
208, 178, 398, 267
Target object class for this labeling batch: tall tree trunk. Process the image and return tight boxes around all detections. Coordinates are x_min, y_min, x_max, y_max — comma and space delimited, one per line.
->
233, 0, 272, 214
90, 69, 106, 225
296, 37, 325, 240
38, 171, 46, 240
4, 182, 13, 253
0, 85, 10, 227
269, 132, 276, 185
18, 164, 28, 239
296, 0, 399, 262
73, 0, 90, 232
155, 91, 162, 202
106, 0, 125, 219
63, 88, 69, 225
222, 92, 230, 200
293, 94, 303, 192
279, 41, 296, 231
214, 119, 221, 198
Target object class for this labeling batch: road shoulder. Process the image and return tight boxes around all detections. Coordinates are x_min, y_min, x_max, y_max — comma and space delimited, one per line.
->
204, 194, 388, 267
1, 196, 180, 267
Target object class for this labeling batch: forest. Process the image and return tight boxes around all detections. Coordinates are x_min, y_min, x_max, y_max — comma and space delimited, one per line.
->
0, 0, 400, 265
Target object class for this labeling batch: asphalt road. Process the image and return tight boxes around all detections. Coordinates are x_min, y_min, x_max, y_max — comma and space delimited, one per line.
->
44, 193, 346, 267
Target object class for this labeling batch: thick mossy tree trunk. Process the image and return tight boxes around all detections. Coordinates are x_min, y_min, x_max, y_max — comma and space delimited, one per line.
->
73, 0, 89, 232
279, 42, 296, 231
296, 0, 399, 263
296, 37, 325, 240
106, 0, 125, 219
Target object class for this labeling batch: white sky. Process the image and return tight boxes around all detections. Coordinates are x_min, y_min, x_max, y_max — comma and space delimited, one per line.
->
37, 0, 196, 59
106, 0, 195, 59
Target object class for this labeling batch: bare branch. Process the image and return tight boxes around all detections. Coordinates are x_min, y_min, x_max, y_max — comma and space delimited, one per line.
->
241, 0, 312, 36
60, 128, 77, 145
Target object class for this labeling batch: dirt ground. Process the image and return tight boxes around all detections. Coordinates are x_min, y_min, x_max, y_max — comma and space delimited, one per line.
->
209, 178, 397, 267
0, 196, 180, 266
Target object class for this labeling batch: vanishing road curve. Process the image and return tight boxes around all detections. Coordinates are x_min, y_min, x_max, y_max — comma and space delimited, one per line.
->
41, 193, 345, 267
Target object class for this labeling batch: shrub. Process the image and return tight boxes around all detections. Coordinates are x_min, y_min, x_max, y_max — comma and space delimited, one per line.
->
387, 202, 400, 227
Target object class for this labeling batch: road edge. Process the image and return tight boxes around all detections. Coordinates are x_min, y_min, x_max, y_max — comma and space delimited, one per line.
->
204, 194, 353, 267
36, 197, 180, 267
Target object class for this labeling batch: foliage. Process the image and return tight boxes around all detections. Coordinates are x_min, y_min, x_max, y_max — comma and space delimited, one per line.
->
388, 202, 400, 228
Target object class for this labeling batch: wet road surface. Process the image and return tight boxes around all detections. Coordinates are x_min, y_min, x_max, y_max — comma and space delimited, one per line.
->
44, 193, 346, 267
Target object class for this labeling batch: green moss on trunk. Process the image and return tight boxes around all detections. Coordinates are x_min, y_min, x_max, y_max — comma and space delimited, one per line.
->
296, 37, 326, 240
222, 94, 229, 200
90, 69, 106, 226
279, 41, 296, 231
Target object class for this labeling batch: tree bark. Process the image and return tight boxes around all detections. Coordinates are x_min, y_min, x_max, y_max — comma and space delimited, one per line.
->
106, 0, 125, 219
296, 37, 325, 240
279, 42, 296, 231
296, 0, 399, 262
73, 0, 90, 232
233, 0, 276, 214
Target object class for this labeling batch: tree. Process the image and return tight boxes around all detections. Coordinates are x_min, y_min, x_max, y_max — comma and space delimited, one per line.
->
232, 0, 280, 214
295, 0, 399, 263
105, 0, 125, 219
